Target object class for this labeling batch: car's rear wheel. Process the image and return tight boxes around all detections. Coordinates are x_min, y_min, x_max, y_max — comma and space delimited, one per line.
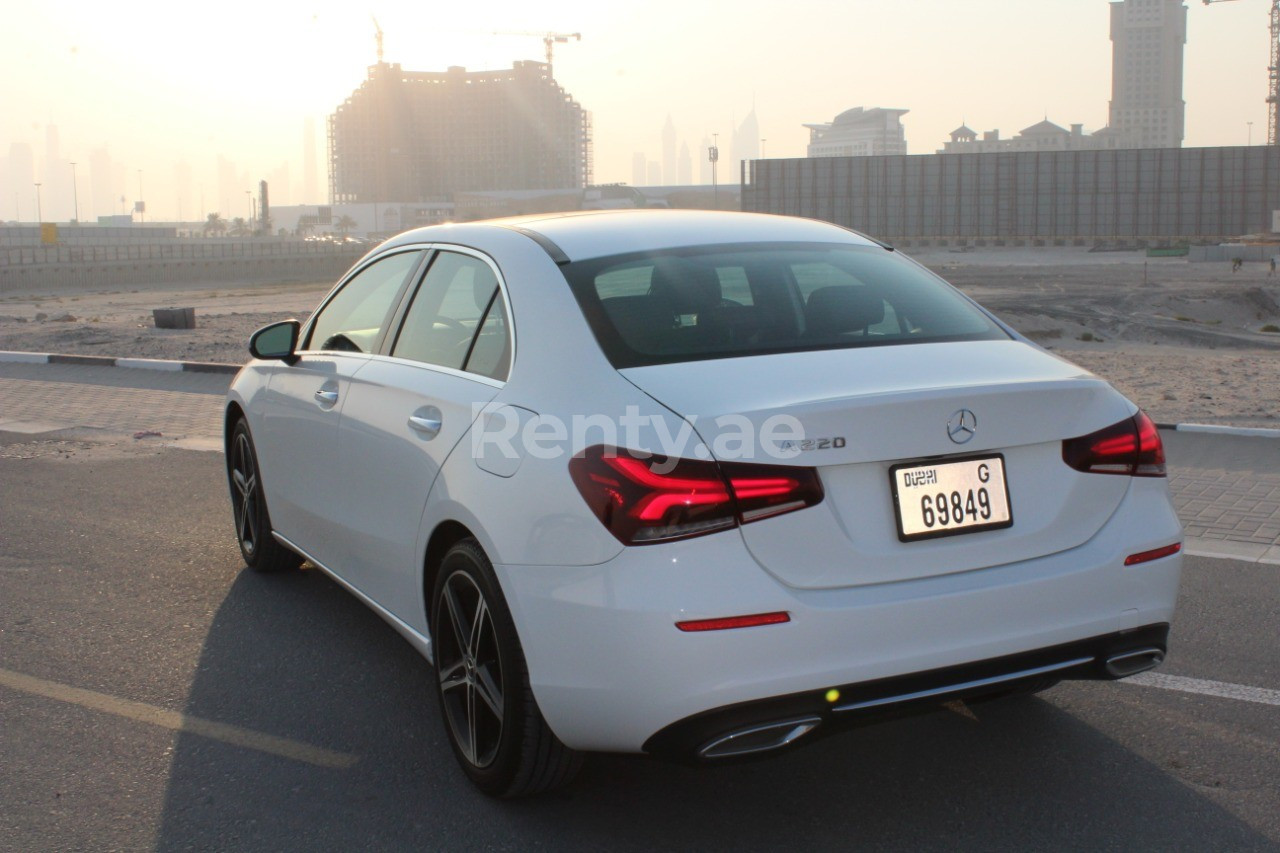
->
430, 539, 581, 797
227, 419, 302, 573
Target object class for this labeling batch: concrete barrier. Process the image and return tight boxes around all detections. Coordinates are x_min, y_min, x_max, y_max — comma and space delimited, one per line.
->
0, 253, 362, 292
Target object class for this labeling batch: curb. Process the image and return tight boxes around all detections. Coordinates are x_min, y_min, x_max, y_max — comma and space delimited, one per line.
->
0, 350, 241, 376
1184, 536, 1280, 566
1156, 422, 1280, 440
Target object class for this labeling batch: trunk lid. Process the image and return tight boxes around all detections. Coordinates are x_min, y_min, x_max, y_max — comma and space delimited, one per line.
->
619, 340, 1136, 589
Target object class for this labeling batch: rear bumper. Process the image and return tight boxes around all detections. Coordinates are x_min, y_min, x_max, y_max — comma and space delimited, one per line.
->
492, 479, 1182, 755
643, 623, 1169, 762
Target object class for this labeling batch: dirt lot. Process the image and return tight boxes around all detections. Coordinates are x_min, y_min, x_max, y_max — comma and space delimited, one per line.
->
1, 248, 1278, 427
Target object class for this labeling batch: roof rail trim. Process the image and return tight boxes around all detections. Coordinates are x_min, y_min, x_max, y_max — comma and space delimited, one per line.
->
501, 225, 571, 265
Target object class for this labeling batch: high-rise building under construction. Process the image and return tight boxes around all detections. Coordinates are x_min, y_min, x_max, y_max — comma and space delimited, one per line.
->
329, 61, 591, 204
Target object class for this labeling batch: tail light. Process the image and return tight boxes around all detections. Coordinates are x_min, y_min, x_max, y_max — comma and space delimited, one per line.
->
1062, 411, 1166, 477
568, 445, 824, 545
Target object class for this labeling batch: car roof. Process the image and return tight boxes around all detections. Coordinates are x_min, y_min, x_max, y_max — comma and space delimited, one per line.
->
379, 209, 880, 263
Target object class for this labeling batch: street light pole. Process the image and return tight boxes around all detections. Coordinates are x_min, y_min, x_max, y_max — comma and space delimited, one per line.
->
34, 182, 43, 223
70, 162, 79, 223
1248, 121, 1254, 146
137, 170, 144, 222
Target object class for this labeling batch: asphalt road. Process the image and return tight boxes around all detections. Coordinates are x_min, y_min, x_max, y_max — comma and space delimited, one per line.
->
1, 444, 1277, 852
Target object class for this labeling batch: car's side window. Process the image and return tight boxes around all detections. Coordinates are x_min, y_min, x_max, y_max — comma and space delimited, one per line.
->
391, 251, 509, 379
464, 293, 511, 381
304, 250, 424, 353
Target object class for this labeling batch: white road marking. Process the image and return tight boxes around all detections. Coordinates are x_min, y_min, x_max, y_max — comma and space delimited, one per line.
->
1124, 671, 1280, 707
0, 666, 358, 768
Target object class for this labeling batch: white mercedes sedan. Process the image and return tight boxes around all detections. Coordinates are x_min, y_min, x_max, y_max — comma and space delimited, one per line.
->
224, 210, 1183, 797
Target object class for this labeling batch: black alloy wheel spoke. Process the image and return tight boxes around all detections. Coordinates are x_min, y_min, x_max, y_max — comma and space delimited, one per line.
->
438, 571, 504, 769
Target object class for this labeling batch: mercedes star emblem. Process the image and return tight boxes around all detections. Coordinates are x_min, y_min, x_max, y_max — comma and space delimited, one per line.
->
947, 409, 977, 444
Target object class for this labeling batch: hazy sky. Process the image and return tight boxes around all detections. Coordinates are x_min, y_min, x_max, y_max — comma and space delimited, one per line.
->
0, 0, 1268, 222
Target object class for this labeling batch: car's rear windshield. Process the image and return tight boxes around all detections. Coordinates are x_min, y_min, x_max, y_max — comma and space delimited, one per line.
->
561, 242, 1009, 368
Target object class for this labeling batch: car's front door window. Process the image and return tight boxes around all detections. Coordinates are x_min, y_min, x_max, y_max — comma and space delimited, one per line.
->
304, 250, 424, 353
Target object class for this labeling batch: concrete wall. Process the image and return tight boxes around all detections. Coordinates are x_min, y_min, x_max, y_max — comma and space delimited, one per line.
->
1189, 244, 1280, 263
742, 145, 1280, 246
0, 225, 179, 247
0, 241, 364, 292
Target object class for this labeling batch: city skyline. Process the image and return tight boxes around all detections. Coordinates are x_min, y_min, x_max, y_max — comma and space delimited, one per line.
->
0, 0, 1268, 222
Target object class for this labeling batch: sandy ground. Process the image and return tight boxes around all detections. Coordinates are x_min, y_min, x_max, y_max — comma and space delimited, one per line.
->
1, 248, 1278, 427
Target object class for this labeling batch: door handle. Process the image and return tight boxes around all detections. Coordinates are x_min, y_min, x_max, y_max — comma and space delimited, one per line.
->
408, 415, 442, 438
314, 389, 339, 405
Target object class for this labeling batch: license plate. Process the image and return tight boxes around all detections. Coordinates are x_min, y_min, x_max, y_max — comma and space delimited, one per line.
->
890, 455, 1012, 541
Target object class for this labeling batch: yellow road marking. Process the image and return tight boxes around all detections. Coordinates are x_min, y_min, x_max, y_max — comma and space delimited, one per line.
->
0, 666, 358, 769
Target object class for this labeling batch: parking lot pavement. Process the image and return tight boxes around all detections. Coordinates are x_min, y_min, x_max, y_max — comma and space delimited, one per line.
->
1162, 431, 1280, 562
0, 361, 229, 446
1, 360, 1277, 557
0, 447, 1277, 850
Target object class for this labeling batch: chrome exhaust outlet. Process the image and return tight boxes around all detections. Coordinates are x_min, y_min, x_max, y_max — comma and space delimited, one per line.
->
697, 716, 822, 760
1105, 647, 1165, 678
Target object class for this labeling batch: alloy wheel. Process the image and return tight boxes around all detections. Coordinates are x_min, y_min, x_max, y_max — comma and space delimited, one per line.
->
230, 431, 259, 556
436, 570, 505, 768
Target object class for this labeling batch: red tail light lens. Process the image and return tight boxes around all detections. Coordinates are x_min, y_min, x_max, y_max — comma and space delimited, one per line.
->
568, 445, 824, 545
1062, 411, 1166, 477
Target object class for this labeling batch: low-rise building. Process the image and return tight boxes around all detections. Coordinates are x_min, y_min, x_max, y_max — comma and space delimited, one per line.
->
804, 108, 909, 157
939, 120, 1130, 153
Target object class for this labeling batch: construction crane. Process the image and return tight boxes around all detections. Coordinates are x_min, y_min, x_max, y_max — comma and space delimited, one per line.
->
1203, 0, 1280, 145
492, 30, 581, 74
372, 14, 385, 64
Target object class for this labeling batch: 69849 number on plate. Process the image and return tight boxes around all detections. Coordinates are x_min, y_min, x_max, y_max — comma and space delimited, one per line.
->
890, 455, 1012, 541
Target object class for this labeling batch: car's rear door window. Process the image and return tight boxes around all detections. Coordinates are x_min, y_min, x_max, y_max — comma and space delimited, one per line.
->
563, 243, 1007, 368
391, 251, 511, 380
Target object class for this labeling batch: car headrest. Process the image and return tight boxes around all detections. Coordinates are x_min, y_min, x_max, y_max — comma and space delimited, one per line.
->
805, 286, 884, 336
649, 258, 721, 314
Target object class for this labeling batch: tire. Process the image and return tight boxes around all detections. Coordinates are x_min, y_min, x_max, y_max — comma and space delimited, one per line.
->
227, 419, 302, 573
430, 539, 582, 797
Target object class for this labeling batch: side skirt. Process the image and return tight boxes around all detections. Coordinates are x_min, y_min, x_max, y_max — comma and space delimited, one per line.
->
272, 532, 435, 664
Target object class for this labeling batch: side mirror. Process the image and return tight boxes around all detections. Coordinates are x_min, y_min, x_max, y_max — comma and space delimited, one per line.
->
249, 320, 301, 363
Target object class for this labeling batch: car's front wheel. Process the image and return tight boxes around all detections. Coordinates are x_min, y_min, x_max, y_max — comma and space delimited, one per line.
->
430, 539, 581, 797
227, 419, 302, 573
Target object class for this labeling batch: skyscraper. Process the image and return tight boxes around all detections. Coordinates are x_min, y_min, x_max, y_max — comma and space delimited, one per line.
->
89, 146, 112, 219
1108, 0, 1187, 148
733, 110, 760, 167
302, 118, 319, 204
7, 143, 34, 220
662, 115, 677, 186
678, 142, 693, 185
632, 152, 647, 187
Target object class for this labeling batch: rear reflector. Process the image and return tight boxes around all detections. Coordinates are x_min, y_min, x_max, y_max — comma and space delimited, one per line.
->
1124, 542, 1182, 566
676, 612, 791, 632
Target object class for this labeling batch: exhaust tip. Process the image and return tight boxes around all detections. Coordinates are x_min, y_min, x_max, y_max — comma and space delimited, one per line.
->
698, 716, 822, 760
1105, 647, 1165, 678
